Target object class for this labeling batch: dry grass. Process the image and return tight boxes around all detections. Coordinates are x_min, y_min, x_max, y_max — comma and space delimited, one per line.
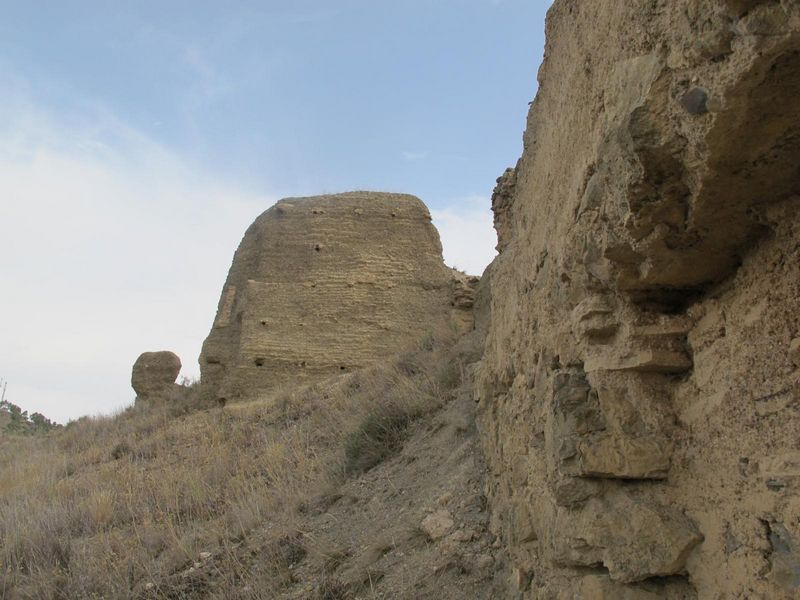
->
0, 333, 468, 599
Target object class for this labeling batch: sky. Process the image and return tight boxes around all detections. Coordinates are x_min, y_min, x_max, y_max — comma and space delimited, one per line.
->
0, 0, 553, 423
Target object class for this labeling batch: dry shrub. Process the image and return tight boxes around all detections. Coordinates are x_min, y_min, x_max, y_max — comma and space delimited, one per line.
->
314, 576, 353, 600
343, 404, 411, 474
342, 386, 429, 475
257, 533, 307, 588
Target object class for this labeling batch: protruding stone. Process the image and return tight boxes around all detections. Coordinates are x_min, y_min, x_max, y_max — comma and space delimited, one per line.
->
575, 434, 671, 479
451, 272, 481, 309
509, 500, 538, 543
491, 168, 516, 252
587, 349, 692, 373
583, 313, 694, 374
572, 296, 618, 339
764, 520, 800, 592
689, 29, 734, 62
631, 318, 693, 339
131, 351, 181, 401
420, 510, 454, 541
551, 496, 703, 583
625, 349, 693, 372
680, 87, 709, 115
551, 476, 601, 507
789, 338, 800, 368
578, 575, 661, 599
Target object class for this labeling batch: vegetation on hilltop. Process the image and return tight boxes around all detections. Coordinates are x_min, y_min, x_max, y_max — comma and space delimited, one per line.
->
0, 399, 61, 436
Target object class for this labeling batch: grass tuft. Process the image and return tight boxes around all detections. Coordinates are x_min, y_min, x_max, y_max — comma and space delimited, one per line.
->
344, 404, 412, 475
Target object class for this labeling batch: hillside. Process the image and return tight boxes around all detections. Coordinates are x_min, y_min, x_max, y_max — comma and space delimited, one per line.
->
0, 332, 504, 599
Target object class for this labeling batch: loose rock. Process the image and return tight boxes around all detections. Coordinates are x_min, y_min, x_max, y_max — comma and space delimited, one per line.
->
680, 87, 709, 115
421, 510, 455, 541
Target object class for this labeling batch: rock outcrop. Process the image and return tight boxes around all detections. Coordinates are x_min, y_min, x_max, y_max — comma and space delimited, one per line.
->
200, 192, 471, 402
476, 1, 800, 598
131, 351, 182, 401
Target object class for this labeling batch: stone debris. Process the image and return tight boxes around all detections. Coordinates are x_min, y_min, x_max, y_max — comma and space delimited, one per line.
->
679, 87, 709, 115
420, 510, 454, 541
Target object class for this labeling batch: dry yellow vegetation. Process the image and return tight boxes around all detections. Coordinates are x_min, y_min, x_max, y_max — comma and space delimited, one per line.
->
0, 331, 472, 599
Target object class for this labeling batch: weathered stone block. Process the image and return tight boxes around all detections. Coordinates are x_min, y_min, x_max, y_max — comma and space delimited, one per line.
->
551, 476, 600, 508
577, 575, 661, 600
572, 296, 618, 340
200, 193, 466, 400
553, 372, 606, 436
509, 500, 538, 544
575, 434, 670, 479
765, 520, 800, 593
789, 337, 800, 368
420, 510, 454, 541
491, 168, 516, 253
131, 351, 181, 401
550, 497, 702, 583
587, 349, 692, 374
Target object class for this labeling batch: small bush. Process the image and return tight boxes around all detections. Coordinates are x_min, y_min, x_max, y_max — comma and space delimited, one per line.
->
110, 441, 132, 460
261, 534, 307, 587
341, 376, 438, 477
315, 576, 352, 600
395, 350, 426, 376
418, 331, 435, 352
433, 358, 463, 393
343, 404, 413, 475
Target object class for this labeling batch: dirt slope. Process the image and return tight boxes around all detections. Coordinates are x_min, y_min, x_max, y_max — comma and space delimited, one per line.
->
275, 388, 505, 600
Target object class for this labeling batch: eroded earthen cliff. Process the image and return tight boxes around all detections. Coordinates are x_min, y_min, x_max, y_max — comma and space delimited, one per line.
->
476, 1, 800, 598
200, 192, 475, 402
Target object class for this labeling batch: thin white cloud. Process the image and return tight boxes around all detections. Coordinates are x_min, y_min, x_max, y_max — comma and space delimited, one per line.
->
431, 196, 497, 276
182, 45, 231, 100
0, 98, 270, 423
177, 45, 233, 147
401, 150, 429, 162
277, 8, 346, 25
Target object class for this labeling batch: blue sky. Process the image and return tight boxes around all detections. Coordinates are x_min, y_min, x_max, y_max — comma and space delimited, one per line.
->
0, 0, 552, 422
